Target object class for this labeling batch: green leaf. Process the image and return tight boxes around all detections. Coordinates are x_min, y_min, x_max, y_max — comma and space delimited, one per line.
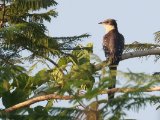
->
2, 89, 28, 108
2, 80, 10, 91
45, 100, 53, 111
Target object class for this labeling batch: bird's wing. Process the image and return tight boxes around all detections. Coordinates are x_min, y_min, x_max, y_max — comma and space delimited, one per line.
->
105, 33, 117, 57
118, 33, 125, 55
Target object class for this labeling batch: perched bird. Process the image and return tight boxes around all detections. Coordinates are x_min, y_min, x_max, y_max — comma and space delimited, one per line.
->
99, 19, 124, 100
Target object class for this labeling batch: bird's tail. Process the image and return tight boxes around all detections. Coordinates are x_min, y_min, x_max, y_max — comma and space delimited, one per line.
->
108, 65, 117, 100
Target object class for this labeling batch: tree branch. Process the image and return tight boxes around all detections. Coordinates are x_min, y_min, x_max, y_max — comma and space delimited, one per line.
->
4, 94, 73, 112
95, 49, 160, 71
4, 86, 160, 112
122, 49, 160, 60
101, 86, 160, 94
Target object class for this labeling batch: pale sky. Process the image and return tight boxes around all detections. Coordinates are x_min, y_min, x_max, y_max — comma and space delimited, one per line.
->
46, 0, 160, 119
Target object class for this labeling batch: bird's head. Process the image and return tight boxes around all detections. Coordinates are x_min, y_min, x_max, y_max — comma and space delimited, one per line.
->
99, 19, 118, 32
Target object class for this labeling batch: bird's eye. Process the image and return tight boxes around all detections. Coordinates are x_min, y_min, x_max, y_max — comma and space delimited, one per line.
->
105, 21, 109, 24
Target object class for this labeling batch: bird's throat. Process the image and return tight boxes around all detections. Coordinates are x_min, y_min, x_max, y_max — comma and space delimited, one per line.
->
103, 24, 115, 33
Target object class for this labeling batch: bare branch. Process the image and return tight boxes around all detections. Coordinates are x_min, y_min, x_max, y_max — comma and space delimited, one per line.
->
101, 86, 160, 94
4, 94, 73, 113
94, 49, 160, 71
4, 86, 160, 112
122, 49, 160, 60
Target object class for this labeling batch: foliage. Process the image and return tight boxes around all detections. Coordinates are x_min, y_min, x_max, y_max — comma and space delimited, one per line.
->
0, 0, 160, 120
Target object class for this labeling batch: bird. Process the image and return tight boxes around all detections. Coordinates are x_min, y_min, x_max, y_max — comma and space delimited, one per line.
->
99, 19, 124, 100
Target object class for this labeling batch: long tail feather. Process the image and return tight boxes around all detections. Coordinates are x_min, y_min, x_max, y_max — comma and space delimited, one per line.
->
108, 65, 117, 100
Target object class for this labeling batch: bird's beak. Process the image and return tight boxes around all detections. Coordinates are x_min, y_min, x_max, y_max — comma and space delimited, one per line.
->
98, 22, 103, 24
